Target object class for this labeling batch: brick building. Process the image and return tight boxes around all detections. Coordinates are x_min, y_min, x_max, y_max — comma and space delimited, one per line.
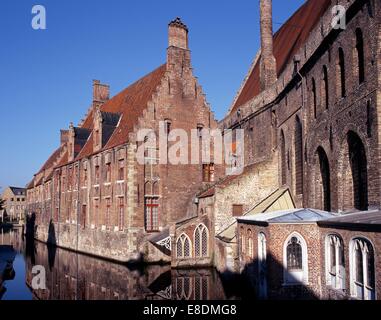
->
0, 186, 26, 222
26, 18, 220, 263
237, 209, 381, 300
26, 0, 381, 300
168, 0, 381, 300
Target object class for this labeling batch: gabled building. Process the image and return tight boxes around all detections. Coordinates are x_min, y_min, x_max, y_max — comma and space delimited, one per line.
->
26, 18, 220, 263
1, 186, 27, 222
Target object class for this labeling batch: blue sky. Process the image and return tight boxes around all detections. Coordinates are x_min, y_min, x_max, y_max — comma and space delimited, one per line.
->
0, 0, 305, 189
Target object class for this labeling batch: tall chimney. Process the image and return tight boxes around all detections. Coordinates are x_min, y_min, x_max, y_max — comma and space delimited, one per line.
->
92, 80, 110, 108
168, 17, 189, 50
259, 0, 277, 91
167, 17, 191, 72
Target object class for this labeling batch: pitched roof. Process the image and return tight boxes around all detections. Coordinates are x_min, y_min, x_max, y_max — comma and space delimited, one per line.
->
73, 64, 167, 161
37, 147, 62, 174
237, 208, 338, 224
9, 187, 26, 196
318, 210, 381, 230
230, 0, 332, 113
103, 64, 167, 149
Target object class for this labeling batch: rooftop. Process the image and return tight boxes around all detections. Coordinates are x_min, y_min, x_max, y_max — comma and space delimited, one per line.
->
237, 208, 339, 225
318, 210, 381, 230
230, 0, 332, 113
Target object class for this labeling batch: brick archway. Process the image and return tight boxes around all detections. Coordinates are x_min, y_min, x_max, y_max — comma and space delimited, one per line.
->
313, 146, 331, 212
338, 130, 368, 212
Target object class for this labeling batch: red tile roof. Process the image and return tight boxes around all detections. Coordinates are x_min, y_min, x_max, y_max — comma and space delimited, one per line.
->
230, 0, 332, 113
198, 187, 215, 198
73, 64, 167, 161
103, 64, 167, 149
37, 147, 62, 174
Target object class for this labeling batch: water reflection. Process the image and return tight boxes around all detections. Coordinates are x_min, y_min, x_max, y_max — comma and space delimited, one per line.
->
0, 228, 241, 300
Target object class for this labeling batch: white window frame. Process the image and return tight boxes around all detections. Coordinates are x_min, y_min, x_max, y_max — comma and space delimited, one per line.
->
349, 237, 376, 300
194, 223, 209, 258
283, 232, 309, 285
176, 233, 192, 259
325, 234, 345, 290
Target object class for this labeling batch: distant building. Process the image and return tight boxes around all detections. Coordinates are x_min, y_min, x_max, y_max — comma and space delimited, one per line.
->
1, 187, 27, 222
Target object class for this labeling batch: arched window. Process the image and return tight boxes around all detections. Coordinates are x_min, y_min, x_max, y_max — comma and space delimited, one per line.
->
355, 28, 365, 84
312, 78, 317, 118
317, 147, 331, 211
283, 233, 308, 284
295, 116, 303, 195
258, 232, 267, 264
337, 48, 346, 98
280, 130, 287, 185
194, 224, 209, 258
194, 276, 208, 300
325, 235, 345, 290
347, 131, 368, 210
258, 232, 268, 299
176, 233, 192, 259
322, 65, 329, 109
350, 238, 375, 300
287, 237, 303, 270
247, 229, 253, 259
240, 227, 245, 255
176, 277, 192, 300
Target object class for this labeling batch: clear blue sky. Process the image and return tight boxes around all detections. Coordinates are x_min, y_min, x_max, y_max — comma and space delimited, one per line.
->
0, 0, 305, 189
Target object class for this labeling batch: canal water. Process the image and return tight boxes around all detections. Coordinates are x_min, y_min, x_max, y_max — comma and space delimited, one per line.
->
0, 228, 251, 300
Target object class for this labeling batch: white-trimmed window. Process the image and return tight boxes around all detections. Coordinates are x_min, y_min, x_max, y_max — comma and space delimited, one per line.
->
283, 233, 308, 285
325, 234, 345, 290
258, 232, 268, 299
176, 233, 192, 259
350, 237, 375, 300
240, 227, 245, 255
247, 229, 253, 259
258, 232, 267, 265
194, 224, 209, 258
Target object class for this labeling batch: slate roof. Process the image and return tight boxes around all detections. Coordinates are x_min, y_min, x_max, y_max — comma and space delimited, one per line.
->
237, 208, 338, 225
9, 187, 26, 196
318, 210, 381, 231
230, 0, 332, 113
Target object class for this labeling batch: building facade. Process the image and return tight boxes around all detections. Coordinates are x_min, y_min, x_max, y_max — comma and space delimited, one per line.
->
26, 18, 220, 263
0, 186, 26, 222
237, 209, 381, 300
26, 0, 381, 300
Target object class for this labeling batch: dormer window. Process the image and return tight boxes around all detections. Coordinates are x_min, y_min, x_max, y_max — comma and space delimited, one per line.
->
95, 129, 100, 147
105, 163, 111, 183
118, 159, 125, 181
95, 165, 100, 185
197, 124, 204, 139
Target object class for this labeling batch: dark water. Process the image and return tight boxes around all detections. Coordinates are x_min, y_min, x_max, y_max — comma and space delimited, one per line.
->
0, 228, 246, 300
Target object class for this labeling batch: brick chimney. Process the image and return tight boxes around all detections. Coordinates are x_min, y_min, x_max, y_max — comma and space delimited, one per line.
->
259, 0, 277, 91
92, 80, 110, 108
167, 17, 191, 71
60, 129, 69, 146
168, 17, 188, 50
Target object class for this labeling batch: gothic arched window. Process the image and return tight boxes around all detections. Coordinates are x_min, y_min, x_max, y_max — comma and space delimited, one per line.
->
355, 28, 365, 84
283, 233, 308, 284
325, 235, 345, 290
350, 238, 375, 300
194, 224, 209, 258
176, 233, 192, 259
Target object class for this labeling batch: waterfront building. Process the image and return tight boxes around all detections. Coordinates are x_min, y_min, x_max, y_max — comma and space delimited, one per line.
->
0, 186, 27, 222
26, 0, 381, 300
